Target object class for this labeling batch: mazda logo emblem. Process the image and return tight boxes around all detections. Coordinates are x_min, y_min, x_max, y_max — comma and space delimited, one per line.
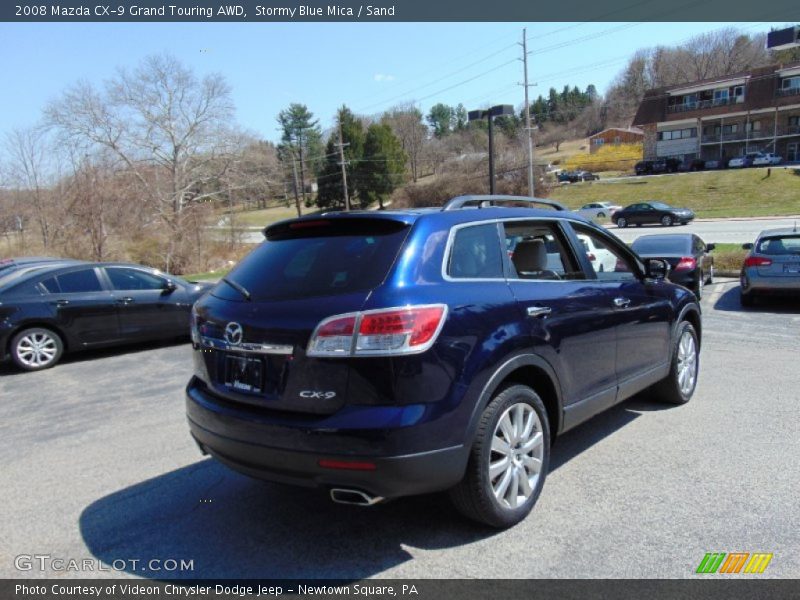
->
224, 322, 243, 345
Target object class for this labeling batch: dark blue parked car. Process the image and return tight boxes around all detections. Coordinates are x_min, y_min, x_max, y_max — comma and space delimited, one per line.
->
186, 196, 702, 527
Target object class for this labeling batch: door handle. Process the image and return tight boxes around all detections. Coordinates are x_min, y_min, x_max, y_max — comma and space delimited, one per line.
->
56, 299, 70, 307
527, 305, 552, 318
116, 297, 135, 305
613, 297, 631, 308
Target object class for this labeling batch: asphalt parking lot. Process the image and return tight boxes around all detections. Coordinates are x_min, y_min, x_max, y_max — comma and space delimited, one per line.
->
1, 279, 798, 579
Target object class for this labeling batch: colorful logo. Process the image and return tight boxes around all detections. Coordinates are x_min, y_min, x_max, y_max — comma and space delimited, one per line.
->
696, 552, 773, 574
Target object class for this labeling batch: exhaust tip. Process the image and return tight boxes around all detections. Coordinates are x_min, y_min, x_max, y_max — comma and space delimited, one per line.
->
330, 488, 384, 506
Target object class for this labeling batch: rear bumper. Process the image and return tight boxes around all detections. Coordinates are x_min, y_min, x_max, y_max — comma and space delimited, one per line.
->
743, 270, 800, 294
186, 378, 468, 498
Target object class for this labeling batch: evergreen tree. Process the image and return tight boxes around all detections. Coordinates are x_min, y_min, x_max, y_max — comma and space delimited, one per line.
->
356, 123, 407, 210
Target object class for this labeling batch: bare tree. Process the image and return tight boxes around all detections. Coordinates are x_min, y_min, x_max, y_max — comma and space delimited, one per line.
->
382, 104, 428, 182
45, 53, 240, 271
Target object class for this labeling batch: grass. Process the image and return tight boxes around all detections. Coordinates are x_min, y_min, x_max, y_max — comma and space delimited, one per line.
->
535, 138, 589, 165
183, 268, 230, 281
226, 205, 303, 228
711, 243, 748, 273
550, 166, 800, 218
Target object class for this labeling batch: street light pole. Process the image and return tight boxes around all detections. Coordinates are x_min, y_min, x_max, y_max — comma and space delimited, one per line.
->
487, 114, 495, 194
468, 104, 514, 195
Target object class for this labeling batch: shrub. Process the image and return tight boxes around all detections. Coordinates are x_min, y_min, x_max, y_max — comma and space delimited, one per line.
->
564, 143, 643, 173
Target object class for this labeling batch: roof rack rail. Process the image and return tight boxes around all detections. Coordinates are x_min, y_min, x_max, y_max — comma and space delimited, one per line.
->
441, 195, 567, 212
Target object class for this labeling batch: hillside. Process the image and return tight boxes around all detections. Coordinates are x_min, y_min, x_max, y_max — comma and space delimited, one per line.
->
549, 167, 800, 218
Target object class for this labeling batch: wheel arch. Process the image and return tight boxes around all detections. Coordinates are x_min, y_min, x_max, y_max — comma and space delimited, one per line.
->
467, 354, 564, 445
7, 321, 69, 355
676, 304, 702, 349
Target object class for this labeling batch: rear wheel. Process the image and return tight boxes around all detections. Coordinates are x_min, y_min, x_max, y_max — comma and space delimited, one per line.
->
616, 217, 627, 228
449, 384, 550, 528
661, 215, 673, 227
707, 265, 715, 284
597, 212, 606, 219
650, 322, 698, 405
11, 327, 64, 371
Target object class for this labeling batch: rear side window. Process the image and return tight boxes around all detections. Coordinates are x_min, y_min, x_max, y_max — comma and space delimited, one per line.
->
42, 269, 103, 294
447, 223, 504, 279
216, 219, 410, 302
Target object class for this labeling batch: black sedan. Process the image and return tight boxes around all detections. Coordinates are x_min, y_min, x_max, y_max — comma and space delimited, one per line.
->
612, 201, 695, 228
558, 170, 599, 183
0, 261, 213, 370
631, 234, 715, 298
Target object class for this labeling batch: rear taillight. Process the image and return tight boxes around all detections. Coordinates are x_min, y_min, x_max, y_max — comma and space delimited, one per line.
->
587, 252, 596, 262
307, 305, 447, 357
744, 256, 772, 268
674, 257, 697, 272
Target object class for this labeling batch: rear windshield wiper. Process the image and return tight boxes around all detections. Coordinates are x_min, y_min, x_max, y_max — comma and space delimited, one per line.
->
221, 277, 251, 301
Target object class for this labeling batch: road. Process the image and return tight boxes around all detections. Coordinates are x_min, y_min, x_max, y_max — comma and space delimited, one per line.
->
1, 281, 798, 579
609, 216, 800, 244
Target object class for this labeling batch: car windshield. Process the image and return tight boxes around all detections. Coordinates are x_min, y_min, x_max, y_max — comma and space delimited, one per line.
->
756, 235, 800, 255
650, 202, 674, 210
213, 218, 410, 302
632, 236, 691, 254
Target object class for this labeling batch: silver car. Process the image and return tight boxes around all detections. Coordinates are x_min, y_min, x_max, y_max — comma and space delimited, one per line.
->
576, 201, 622, 221
740, 227, 800, 306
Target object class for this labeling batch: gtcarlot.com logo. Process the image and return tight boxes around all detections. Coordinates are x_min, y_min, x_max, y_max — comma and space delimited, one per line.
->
696, 552, 773, 574
15, 554, 194, 573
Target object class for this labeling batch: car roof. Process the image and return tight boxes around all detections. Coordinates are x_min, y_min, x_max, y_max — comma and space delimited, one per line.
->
756, 227, 800, 238
264, 203, 593, 234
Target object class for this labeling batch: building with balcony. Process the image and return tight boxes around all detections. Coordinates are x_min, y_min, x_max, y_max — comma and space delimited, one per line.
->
632, 62, 800, 164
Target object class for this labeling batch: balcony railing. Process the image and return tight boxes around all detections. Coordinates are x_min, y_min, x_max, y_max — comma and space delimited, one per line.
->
666, 97, 743, 114
701, 125, 800, 143
776, 87, 800, 98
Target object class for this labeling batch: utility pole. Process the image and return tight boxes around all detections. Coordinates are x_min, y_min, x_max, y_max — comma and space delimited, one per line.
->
520, 28, 536, 197
335, 119, 351, 211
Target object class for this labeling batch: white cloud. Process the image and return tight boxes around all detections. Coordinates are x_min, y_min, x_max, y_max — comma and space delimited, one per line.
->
373, 73, 395, 82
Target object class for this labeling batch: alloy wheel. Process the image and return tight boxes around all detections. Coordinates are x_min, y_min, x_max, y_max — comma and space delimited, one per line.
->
489, 403, 544, 510
16, 332, 58, 368
676, 330, 698, 396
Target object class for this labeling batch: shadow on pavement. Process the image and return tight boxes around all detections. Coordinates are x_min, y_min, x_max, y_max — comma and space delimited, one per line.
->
713, 284, 800, 314
79, 399, 654, 579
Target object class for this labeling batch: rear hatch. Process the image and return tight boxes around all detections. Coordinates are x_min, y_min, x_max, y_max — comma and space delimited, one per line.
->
755, 234, 800, 277
193, 216, 412, 414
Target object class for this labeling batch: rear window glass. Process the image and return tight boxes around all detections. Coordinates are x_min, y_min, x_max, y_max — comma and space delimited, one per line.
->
214, 219, 410, 302
632, 237, 690, 254
43, 269, 103, 294
756, 235, 800, 255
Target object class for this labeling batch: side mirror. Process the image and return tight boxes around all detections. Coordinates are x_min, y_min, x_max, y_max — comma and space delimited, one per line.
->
645, 258, 670, 280
162, 279, 177, 293
742, 242, 753, 250
706, 243, 716, 252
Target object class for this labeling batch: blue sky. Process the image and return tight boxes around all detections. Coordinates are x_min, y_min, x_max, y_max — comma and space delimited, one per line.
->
0, 21, 790, 143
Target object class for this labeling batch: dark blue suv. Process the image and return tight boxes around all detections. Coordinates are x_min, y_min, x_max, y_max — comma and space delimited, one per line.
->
186, 196, 701, 527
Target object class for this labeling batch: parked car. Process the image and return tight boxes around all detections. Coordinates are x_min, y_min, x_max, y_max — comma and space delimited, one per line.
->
577, 233, 618, 273
612, 201, 696, 228
687, 158, 706, 171
634, 158, 681, 175
0, 262, 213, 370
558, 170, 599, 183
752, 153, 782, 166
740, 228, 800, 306
703, 159, 724, 170
631, 234, 715, 298
576, 201, 622, 220
187, 195, 702, 528
728, 153, 760, 168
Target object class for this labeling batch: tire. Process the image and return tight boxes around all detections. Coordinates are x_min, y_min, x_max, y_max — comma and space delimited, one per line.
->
11, 327, 64, 371
449, 384, 550, 528
650, 322, 699, 405
661, 215, 673, 227
695, 275, 703, 300
616, 217, 628, 228
597, 212, 606, 219
707, 265, 715, 285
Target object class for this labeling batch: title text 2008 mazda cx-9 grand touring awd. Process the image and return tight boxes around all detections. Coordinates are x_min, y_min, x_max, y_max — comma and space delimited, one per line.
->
186, 196, 701, 528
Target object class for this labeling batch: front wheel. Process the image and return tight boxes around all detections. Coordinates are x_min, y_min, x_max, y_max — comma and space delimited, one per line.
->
707, 265, 715, 285
650, 322, 699, 405
449, 384, 550, 528
11, 327, 64, 371
616, 217, 628, 228
661, 215, 673, 227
